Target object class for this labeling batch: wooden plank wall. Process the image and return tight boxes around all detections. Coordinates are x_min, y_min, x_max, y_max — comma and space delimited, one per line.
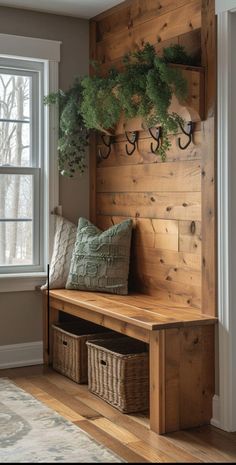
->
90, 0, 216, 313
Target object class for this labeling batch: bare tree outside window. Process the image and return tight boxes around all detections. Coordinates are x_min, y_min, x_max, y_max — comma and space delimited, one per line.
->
0, 74, 33, 266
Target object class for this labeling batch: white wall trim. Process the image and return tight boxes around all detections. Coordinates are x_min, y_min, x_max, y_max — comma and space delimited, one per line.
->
0, 341, 43, 369
0, 274, 46, 293
0, 34, 60, 291
0, 33, 61, 62
211, 395, 221, 429
217, 9, 236, 432
216, 0, 236, 14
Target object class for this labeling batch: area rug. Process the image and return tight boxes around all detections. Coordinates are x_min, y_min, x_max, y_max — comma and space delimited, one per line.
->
0, 378, 124, 463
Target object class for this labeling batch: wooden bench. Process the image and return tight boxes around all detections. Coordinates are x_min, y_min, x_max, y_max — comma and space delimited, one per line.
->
43, 289, 217, 435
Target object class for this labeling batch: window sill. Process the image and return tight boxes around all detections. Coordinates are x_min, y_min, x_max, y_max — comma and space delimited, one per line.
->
0, 273, 47, 293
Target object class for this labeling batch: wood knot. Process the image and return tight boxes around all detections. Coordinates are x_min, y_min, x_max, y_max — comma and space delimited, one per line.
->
182, 202, 188, 207
166, 206, 172, 212
193, 337, 199, 345
150, 196, 155, 202
190, 221, 196, 234
128, 19, 133, 29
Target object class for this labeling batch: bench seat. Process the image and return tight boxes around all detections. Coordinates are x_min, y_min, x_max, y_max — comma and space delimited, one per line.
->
48, 289, 217, 332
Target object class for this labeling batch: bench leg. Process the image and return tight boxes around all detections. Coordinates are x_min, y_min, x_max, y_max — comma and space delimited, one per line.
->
149, 330, 166, 434
43, 292, 59, 366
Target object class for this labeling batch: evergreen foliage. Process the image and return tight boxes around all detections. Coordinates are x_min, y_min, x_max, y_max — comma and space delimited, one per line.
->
45, 43, 195, 175
44, 79, 89, 177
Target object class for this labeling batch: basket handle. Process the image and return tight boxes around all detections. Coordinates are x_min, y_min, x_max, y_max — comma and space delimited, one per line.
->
100, 360, 107, 366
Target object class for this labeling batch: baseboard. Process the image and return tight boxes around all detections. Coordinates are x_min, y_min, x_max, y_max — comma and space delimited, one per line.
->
211, 395, 220, 428
0, 341, 43, 369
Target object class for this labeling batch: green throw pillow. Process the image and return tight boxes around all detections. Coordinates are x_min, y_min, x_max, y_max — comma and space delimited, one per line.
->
66, 217, 133, 295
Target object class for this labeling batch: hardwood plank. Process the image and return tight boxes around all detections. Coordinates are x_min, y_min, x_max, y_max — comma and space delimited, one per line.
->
15, 378, 84, 422
200, 325, 215, 424
133, 245, 201, 272
132, 247, 201, 287
97, 292, 201, 315
201, 0, 216, 317
201, 118, 216, 316
164, 329, 181, 432
49, 289, 216, 330
134, 274, 201, 309
50, 298, 150, 342
97, 192, 201, 221
179, 327, 204, 429
146, 219, 179, 251
168, 430, 231, 462
96, 0, 192, 42
97, 216, 179, 251
149, 330, 166, 434
97, 161, 201, 193
77, 420, 148, 463
97, 30, 202, 76
96, 0, 201, 63
92, 417, 138, 444
128, 440, 178, 462
186, 426, 236, 463
26, 376, 102, 420
178, 28, 201, 61
113, 415, 203, 463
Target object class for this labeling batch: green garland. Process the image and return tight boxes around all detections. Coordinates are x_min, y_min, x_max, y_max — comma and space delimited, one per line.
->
45, 44, 196, 176
44, 79, 89, 177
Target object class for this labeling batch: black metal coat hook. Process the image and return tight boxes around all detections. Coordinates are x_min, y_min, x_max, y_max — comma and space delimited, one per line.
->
178, 121, 194, 150
148, 127, 162, 153
98, 134, 115, 160
125, 131, 138, 156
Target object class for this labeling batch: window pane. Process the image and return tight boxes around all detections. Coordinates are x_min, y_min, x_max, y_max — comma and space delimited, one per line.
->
0, 121, 30, 166
0, 221, 32, 266
0, 73, 31, 167
0, 174, 32, 219
0, 73, 30, 121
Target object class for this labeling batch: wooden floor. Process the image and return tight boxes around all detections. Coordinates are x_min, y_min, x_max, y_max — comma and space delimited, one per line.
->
1, 366, 236, 463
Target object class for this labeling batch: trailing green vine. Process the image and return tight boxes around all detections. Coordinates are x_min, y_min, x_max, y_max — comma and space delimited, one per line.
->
45, 43, 196, 175
44, 79, 89, 177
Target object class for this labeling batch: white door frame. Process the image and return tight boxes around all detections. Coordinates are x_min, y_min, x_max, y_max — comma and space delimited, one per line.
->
216, 2, 236, 432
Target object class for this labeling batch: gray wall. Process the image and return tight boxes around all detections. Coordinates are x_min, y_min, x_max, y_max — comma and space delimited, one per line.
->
0, 6, 89, 346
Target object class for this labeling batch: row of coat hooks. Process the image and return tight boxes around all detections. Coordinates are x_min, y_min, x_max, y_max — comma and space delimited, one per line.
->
98, 121, 194, 160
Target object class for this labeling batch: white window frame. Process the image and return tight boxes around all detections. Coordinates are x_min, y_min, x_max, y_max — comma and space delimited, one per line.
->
0, 34, 61, 292
214, 2, 236, 432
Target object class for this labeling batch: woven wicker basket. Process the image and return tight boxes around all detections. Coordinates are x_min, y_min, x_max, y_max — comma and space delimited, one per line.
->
52, 322, 111, 384
86, 336, 149, 413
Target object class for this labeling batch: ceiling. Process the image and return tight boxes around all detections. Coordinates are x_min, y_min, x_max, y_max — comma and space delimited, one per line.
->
0, 0, 124, 19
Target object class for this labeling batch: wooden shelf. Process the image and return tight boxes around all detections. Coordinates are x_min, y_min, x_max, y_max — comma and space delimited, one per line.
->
113, 65, 205, 136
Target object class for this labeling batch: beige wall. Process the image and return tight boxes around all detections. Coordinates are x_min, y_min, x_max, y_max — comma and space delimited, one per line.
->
0, 7, 89, 347
0, 291, 43, 345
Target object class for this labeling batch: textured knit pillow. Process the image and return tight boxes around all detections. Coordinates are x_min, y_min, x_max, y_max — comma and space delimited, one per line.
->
66, 217, 133, 295
41, 215, 77, 290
